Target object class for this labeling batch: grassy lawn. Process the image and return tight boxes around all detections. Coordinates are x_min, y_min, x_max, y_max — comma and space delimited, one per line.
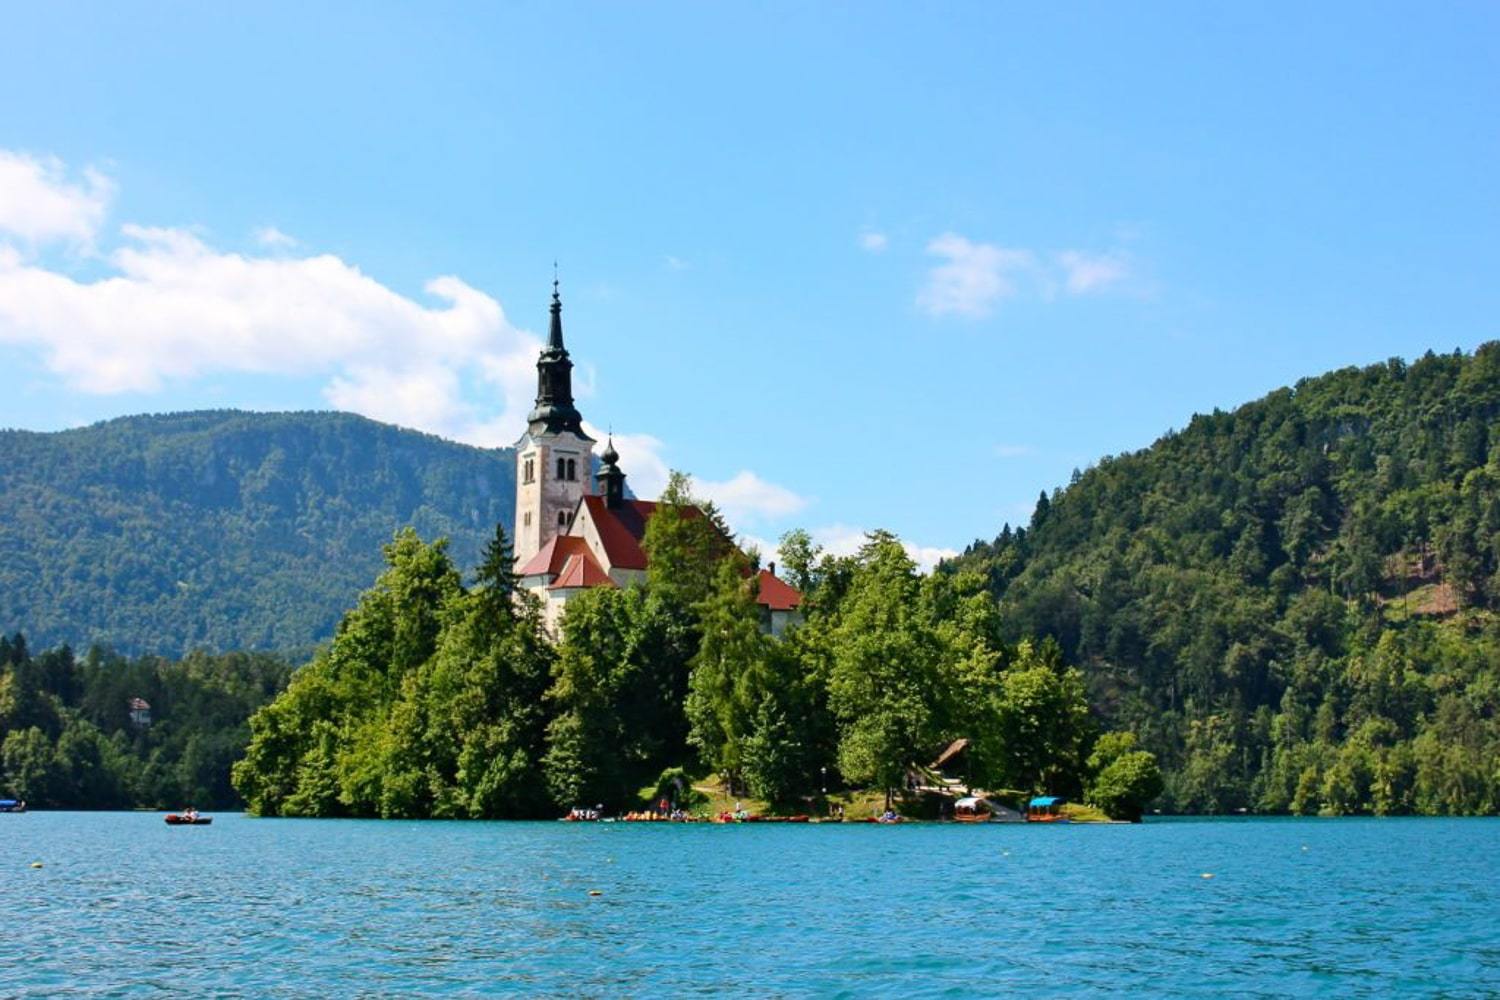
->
1061, 802, 1114, 823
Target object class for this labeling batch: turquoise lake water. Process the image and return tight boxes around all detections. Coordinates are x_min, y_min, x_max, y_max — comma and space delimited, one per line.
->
2, 813, 1497, 996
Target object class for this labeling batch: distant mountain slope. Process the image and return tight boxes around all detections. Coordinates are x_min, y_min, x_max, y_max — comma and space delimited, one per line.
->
946, 345, 1500, 814
0, 411, 515, 656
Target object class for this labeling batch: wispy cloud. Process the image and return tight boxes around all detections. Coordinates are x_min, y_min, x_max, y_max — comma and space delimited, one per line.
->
917, 232, 1035, 318
858, 230, 889, 253
253, 225, 298, 248
664, 255, 689, 270
1057, 250, 1127, 294
917, 232, 1135, 318
993, 443, 1033, 458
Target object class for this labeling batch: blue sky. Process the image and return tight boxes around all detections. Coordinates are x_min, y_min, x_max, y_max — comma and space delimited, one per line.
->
1, 3, 1497, 564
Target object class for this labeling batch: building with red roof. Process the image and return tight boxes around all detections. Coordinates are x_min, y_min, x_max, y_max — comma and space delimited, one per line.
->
512, 283, 801, 634
754, 566, 803, 636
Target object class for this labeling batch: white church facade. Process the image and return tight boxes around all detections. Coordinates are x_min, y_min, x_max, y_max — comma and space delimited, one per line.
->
511, 283, 802, 633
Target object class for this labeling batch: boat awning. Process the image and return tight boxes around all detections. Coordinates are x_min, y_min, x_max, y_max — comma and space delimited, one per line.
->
0, 800, 17, 808
955, 796, 984, 809
1029, 796, 1062, 807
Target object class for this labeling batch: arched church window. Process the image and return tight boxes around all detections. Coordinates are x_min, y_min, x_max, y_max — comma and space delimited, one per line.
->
558, 510, 567, 527
566, 458, 577, 481
556, 457, 566, 479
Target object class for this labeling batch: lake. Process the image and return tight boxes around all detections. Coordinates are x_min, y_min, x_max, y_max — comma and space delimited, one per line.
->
2, 813, 1496, 996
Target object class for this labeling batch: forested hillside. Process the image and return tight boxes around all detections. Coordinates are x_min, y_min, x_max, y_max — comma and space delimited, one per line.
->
0, 411, 515, 656
946, 345, 1500, 815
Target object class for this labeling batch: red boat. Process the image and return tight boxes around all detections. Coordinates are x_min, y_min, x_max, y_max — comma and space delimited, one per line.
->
164, 813, 212, 825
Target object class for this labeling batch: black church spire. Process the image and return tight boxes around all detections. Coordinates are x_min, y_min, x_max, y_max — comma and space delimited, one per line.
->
526, 279, 588, 438
547, 276, 565, 350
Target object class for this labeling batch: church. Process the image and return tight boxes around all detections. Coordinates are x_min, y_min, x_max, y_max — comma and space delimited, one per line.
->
512, 283, 802, 634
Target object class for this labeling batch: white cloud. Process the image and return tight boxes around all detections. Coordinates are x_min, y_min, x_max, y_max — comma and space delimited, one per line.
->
1057, 250, 1127, 294
325, 363, 470, 436
664, 255, 689, 270
254, 226, 298, 248
0, 150, 114, 247
808, 524, 869, 559
0, 167, 545, 443
697, 470, 808, 524
993, 443, 1033, 458
858, 230, 888, 253
904, 541, 960, 573
917, 232, 1034, 318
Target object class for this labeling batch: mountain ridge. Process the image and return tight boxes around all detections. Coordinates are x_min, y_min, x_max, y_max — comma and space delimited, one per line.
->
0, 409, 516, 656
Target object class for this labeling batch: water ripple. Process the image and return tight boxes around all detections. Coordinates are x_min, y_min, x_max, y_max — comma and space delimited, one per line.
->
1, 815, 1497, 996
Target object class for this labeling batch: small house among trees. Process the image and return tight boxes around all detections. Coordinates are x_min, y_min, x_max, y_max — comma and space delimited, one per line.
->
127, 697, 151, 727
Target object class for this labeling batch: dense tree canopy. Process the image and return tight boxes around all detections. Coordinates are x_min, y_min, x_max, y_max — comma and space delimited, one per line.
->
0, 633, 290, 809
234, 477, 1140, 819
233, 528, 554, 818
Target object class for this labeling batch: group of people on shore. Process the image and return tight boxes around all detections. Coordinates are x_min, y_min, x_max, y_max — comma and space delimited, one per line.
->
621, 808, 692, 822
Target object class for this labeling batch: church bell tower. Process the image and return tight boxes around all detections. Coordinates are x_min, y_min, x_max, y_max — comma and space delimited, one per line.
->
513, 280, 595, 567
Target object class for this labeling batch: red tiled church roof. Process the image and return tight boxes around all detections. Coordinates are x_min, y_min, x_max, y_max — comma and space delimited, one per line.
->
755, 569, 803, 611
550, 549, 616, 590
580, 495, 713, 571
580, 495, 653, 570
516, 535, 591, 578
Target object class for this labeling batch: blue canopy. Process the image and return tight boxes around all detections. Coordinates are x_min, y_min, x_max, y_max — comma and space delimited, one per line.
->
0, 800, 18, 808
1029, 796, 1062, 807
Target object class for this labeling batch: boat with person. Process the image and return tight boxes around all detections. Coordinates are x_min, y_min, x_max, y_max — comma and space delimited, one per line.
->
164, 809, 212, 825
0, 799, 25, 814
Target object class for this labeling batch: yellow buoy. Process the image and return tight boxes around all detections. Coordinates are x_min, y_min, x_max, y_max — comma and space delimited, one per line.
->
1201, 873, 1214, 879
30, 862, 43, 869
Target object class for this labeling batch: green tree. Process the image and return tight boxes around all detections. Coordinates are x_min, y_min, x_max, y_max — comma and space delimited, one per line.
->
827, 532, 945, 808
2, 727, 60, 805
994, 640, 1091, 794
685, 555, 770, 788
1089, 750, 1164, 821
